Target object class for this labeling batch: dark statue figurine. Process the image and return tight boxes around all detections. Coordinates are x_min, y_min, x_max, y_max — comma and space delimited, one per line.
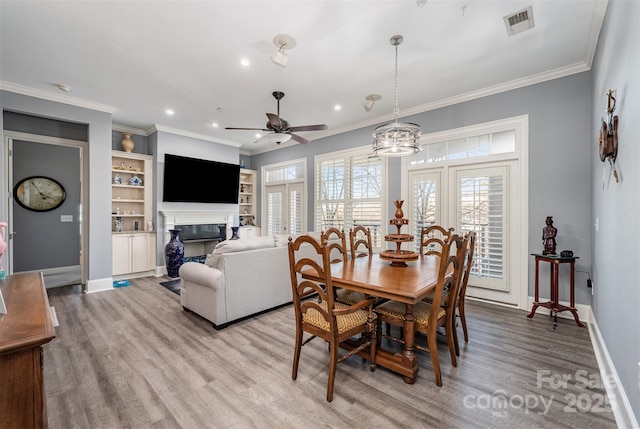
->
542, 216, 557, 255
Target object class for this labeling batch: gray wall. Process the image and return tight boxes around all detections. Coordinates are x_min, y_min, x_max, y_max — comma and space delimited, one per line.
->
1, 90, 113, 286
251, 71, 594, 306
151, 130, 239, 265
591, 0, 640, 421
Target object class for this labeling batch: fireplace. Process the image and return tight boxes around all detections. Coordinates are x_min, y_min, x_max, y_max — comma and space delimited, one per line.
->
161, 210, 235, 259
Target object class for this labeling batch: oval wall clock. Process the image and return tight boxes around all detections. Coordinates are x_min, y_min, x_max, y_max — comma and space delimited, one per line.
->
14, 176, 66, 212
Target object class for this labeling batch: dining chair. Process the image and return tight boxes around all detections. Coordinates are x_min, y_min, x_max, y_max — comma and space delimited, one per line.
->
334, 226, 373, 306
349, 226, 373, 259
420, 225, 455, 256
374, 233, 468, 386
321, 228, 348, 263
288, 235, 377, 402
452, 231, 477, 356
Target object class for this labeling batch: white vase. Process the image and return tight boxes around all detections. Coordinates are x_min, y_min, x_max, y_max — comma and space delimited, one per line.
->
121, 133, 134, 152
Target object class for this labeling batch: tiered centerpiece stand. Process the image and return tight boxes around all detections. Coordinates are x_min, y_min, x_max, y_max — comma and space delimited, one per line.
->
379, 200, 419, 267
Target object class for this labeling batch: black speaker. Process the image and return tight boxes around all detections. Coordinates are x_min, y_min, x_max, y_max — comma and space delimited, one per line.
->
560, 250, 573, 258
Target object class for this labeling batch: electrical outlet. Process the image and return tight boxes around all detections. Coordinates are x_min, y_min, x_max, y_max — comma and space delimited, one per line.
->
595, 217, 599, 232
60, 215, 73, 222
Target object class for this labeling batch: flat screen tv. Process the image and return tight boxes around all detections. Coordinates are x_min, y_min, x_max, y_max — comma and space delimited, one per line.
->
162, 153, 240, 204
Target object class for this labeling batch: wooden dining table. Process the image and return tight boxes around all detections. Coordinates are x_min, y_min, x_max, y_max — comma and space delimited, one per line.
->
301, 254, 441, 384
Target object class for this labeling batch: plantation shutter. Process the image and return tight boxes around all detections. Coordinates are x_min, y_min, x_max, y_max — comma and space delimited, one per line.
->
409, 170, 442, 251
456, 166, 508, 291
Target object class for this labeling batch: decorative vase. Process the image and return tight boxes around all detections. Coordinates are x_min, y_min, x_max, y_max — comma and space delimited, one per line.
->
394, 200, 405, 219
121, 133, 134, 153
165, 229, 184, 278
231, 226, 240, 240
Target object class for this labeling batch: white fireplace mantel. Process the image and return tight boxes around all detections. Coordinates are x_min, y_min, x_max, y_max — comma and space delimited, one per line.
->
160, 210, 235, 242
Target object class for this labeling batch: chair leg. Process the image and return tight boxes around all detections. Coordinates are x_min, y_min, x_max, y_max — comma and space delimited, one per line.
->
376, 318, 383, 350
428, 327, 442, 386
327, 338, 339, 402
292, 326, 303, 380
459, 302, 469, 342
445, 318, 457, 367
453, 314, 461, 357
369, 315, 377, 372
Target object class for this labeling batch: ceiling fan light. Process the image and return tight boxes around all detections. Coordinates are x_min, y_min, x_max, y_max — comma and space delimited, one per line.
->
270, 50, 288, 67
259, 133, 292, 145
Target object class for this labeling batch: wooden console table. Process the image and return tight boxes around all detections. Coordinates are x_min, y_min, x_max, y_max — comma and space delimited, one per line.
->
527, 253, 584, 329
0, 273, 56, 429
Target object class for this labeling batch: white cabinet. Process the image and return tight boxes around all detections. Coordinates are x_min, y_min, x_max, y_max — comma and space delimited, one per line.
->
111, 150, 156, 276
112, 233, 154, 276
239, 169, 258, 230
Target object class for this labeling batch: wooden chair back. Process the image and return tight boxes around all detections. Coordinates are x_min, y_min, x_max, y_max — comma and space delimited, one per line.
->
349, 226, 373, 259
429, 233, 468, 317
321, 228, 348, 264
420, 225, 454, 257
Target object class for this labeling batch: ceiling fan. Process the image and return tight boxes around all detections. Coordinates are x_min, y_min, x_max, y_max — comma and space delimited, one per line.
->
225, 91, 328, 145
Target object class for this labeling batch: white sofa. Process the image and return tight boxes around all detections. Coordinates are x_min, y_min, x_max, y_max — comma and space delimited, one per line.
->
179, 235, 295, 328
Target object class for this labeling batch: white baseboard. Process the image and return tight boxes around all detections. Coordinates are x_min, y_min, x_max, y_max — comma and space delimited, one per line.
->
85, 277, 113, 293
588, 307, 640, 429
526, 296, 591, 323
155, 265, 167, 277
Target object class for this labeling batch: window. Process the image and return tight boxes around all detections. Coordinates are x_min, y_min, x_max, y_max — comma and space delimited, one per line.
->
315, 148, 385, 248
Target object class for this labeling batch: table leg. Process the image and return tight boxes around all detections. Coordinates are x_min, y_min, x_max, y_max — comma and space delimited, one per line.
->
402, 304, 417, 384
527, 257, 540, 318
553, 261, 559, 329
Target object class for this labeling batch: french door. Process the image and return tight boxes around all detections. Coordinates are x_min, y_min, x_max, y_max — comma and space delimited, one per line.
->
408, 161, 519, 305
264, 183, 304, 236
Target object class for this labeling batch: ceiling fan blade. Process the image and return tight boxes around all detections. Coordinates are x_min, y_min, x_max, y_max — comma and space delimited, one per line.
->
289, 124, 328, 132
289, 133, 310, 144
266, 113, 283, 129
225, 127, 270, 131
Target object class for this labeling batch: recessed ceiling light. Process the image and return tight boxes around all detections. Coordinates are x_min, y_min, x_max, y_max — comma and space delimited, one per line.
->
255, 133, 262, 139
334, 105, 342, 111
57, 84, 71, 92
240, 58, 250, 66
212, 122, 219, 128
165, 109, 174, 116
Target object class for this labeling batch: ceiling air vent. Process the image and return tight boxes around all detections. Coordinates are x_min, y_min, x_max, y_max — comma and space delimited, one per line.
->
503, 6, 534, 37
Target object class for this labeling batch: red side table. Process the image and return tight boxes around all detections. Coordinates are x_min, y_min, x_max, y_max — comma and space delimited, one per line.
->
527, 253, 584, 329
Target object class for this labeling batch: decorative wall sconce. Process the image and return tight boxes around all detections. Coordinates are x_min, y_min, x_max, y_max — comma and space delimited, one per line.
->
598, 89, 619, 183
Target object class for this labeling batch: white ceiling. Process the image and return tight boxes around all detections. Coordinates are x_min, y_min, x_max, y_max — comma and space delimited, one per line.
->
0, 0, 607, 155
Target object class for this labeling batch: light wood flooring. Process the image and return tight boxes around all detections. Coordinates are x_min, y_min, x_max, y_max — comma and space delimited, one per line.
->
44, 276, 618, 429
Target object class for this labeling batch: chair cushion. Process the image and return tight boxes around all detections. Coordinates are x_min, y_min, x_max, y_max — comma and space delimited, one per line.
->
303, 300, 372, 334
375, 300, 445, 325
335, 289, 366, 306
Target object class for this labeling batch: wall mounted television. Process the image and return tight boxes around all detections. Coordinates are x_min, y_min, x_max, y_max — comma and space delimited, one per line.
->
162, 153, 240, 204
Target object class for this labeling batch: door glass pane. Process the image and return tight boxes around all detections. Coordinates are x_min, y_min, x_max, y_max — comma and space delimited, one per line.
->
267, 189, 283, 235
410, 171, 440, 251
457, 167, 507, 289
289, 185, 303, 235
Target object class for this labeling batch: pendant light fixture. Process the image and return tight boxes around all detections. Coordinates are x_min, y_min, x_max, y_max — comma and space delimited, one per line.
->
372, 35, 421, 157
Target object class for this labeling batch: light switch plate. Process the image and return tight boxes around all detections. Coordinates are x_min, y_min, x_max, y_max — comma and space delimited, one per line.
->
60, 215, 73, 222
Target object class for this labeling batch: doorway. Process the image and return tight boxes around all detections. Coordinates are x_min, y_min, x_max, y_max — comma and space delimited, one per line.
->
4, 132, 86, 289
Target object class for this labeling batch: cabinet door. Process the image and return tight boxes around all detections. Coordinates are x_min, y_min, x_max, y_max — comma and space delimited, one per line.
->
131, 234, 153, 272
112, 235, 131, 275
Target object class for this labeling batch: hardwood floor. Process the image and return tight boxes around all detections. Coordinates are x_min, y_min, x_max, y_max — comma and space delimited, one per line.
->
44, 276, 617, 429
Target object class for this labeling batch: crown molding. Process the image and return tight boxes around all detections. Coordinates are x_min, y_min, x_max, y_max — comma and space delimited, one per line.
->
584, 0, 609, 69
305, 61, 591, 145
149, 124, 243, 148
0, 81, 116, 113
112, 124, 149, 136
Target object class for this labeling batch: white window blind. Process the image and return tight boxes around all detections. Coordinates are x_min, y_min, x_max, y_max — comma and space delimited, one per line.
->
316, 150, 384, 248
266, 188, 283, 236
457, 166, 508, 290
409, 171, 441, 251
